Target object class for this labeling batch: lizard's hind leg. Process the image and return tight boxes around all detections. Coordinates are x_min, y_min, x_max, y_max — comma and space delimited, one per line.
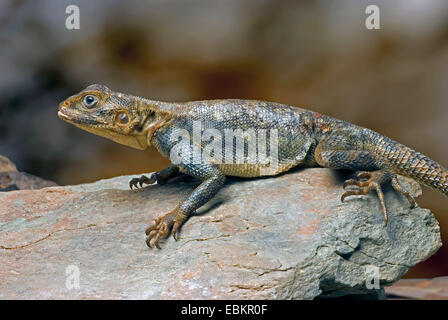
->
314, 136, 415, 224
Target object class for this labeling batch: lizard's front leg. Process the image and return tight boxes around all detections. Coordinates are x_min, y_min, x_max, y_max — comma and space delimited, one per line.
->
129, 164, 180, 189
145, 163, 225, 248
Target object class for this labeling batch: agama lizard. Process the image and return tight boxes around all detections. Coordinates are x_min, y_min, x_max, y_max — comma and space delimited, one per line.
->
58, 84, 448, 248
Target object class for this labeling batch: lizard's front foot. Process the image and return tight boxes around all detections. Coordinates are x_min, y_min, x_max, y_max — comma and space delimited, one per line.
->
341, 171, 415, 224
145, 208, 187, 249
129, 172, 167, 190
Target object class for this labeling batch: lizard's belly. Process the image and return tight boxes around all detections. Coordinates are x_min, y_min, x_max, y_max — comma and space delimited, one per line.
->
216, 161, 297, 177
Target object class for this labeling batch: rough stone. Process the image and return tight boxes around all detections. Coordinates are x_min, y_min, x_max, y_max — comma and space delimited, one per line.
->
0, 154, 57, 191
0, 155, 17, 172
0, 168, 442, 299
0, 171, 58, 191
386, 277, 448, 299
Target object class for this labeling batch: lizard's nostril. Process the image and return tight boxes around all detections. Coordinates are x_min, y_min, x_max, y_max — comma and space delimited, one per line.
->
59, 101, 70, 110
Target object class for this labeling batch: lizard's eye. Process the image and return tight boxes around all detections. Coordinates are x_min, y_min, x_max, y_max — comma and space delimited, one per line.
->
83, 95, 98, 108
117, 111, 129, 124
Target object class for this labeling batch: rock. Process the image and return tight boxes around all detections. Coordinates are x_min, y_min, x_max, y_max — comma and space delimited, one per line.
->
0, 155, 17, 172
385, 277, 448, 300
0, 171, 58, 191
0, 168, 441, 299
0, 154, 57, 191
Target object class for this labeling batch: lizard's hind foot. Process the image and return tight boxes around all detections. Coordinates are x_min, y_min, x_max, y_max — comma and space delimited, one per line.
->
341, 170, 416, 224
341, 171, 390, 223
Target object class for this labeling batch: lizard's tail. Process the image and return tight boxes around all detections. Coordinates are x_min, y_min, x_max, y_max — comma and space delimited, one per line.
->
373, 134, 448, 196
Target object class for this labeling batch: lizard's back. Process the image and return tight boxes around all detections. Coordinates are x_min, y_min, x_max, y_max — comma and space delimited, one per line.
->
161, 99, 318, 177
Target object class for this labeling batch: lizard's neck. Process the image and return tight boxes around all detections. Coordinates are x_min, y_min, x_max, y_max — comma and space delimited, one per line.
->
129, 96, 179, 148
121, 92, 180, 114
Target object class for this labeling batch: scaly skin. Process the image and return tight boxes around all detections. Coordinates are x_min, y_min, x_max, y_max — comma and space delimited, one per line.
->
58, 84, 448, 248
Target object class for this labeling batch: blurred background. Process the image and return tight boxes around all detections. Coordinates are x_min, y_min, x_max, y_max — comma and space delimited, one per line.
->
0, 0, 447, 278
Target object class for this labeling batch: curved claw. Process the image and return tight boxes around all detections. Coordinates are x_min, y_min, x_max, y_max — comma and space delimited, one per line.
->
145, 210, 186, 249
172, 223, 180, 241
341, 187, 368, 202
343, 178, 368, 189
357, 171, 371, 180
129, 174, 157, 190
146, 223, 168, 249
129, 178, 140, 190
391, 176, 416, 209
145, 217, 162, 235
341, 171, 390, 224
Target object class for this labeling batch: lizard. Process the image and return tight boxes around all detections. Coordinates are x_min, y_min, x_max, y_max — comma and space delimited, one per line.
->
58, 84, 448, 249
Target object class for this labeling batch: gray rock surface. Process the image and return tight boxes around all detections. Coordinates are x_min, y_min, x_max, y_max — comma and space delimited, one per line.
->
0, 154, 57, 191
0, 168, 442, 299
0, 155, 17, 172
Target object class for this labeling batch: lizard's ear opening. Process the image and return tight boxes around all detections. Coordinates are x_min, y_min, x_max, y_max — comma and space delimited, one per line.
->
116, 111, 130, 125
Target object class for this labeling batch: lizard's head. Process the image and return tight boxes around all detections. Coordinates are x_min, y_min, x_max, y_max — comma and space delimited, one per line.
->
58, 84, 156, 150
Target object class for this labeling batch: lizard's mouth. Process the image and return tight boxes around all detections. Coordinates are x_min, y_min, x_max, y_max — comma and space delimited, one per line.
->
58, 106, 106, 126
